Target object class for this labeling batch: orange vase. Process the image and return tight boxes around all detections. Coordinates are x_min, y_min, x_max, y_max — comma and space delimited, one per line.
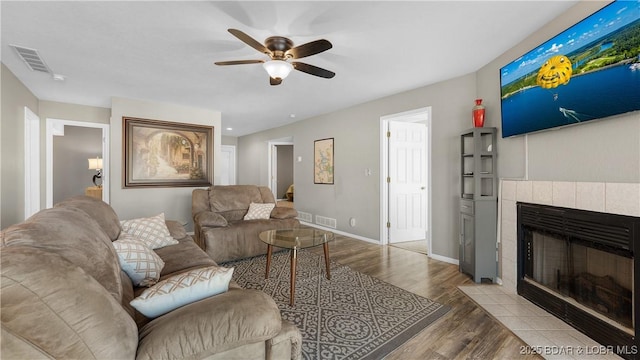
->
472, 99, 485, 127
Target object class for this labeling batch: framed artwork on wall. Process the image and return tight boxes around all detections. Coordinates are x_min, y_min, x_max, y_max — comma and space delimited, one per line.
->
314, 138, 334, 185
123, 117, 213, 188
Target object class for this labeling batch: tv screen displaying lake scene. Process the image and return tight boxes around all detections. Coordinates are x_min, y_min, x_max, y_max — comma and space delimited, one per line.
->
500, 0, 640, 138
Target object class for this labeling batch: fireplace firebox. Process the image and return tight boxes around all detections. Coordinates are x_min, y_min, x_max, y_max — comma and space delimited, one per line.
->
517, 203, 640, 359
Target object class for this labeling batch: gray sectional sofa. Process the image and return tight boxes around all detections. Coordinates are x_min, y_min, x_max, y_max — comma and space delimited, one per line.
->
0, 195, 301, 360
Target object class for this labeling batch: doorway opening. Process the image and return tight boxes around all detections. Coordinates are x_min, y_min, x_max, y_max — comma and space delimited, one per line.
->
46, 119, 110, 208
24, 107, 40, 219
220, 145, 237, 185
268, 137, 294, 206
380, 107, 431, 256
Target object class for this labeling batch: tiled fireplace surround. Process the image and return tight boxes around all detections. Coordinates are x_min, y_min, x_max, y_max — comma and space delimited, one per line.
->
499, 180, 640, 293
460, 180, 640, 359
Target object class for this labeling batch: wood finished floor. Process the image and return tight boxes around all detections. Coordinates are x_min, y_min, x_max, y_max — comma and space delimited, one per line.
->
390, 239, 429, 255
306, 235, 542, 360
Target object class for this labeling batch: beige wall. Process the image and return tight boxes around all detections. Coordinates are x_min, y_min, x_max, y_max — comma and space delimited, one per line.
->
478, 0, 640, 183
110, 97, 221, 231
238, 74, 475, 259
39, 100, 111, 124
1, 64, 39, 229
221, 135, 238, 146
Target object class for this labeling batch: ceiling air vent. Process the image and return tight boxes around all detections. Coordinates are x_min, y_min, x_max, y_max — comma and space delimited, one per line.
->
10, 45, 51, 73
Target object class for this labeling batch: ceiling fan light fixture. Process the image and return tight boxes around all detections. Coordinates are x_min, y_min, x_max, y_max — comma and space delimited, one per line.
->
263, 60, 293, 80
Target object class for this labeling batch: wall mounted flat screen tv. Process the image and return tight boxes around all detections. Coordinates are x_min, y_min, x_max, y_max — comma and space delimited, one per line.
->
500, 0, 640, 138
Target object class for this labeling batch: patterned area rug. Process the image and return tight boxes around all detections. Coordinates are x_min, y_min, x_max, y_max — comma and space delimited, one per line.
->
221, 250, 450, 360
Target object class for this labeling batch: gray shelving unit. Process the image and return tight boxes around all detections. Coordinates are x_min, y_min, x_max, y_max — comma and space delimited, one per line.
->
459, 127, 497, 283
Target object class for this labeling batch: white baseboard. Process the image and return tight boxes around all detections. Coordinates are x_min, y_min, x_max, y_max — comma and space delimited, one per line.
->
428, 253, 459, 265
301, 221, 460, 265
300, 221, 380, 244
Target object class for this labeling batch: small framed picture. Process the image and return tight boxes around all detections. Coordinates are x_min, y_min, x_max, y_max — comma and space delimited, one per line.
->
314, 138, 334, 184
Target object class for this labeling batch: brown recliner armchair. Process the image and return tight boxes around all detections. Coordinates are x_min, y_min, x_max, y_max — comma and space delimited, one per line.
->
192, 185, 300, 263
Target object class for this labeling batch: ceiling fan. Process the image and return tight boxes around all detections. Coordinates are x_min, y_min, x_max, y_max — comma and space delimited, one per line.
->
215, 29, 335, 86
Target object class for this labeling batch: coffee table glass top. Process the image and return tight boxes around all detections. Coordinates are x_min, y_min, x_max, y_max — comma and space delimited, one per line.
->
259, 228, 335, 249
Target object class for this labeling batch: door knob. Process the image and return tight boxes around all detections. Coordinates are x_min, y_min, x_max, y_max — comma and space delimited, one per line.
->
421, 186, 426, 190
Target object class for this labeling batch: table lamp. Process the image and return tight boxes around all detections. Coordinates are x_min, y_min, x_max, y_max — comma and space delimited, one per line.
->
88, 157, 103, 187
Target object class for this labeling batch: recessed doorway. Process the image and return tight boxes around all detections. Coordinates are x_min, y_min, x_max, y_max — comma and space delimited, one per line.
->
268, 137, 294, 206
380, 107, 432, 256
46, 118, 109, 208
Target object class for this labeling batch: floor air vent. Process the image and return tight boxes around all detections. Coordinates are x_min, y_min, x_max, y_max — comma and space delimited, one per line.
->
315, 215, 337, 229
10, 45, 51, 73
296, 211, 312, 223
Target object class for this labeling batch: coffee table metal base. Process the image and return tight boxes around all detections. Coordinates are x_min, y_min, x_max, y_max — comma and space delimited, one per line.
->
265, 243, 331, 306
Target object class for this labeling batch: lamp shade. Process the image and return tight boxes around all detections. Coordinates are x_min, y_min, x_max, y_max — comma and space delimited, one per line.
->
263, 60, 293, 79
88, 157, 103, 170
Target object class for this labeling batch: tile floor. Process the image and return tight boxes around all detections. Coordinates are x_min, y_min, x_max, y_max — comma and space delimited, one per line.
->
458, 284, 625, 360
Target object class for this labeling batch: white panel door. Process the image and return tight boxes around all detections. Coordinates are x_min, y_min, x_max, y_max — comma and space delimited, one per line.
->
220, 145, 236, 185
389, 121, 427, 243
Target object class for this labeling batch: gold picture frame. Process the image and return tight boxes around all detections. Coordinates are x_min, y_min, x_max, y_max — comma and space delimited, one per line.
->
314, 138, 334, 184
123, 117, 213, 188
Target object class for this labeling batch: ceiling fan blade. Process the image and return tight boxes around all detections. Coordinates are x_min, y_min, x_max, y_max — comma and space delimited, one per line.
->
286, 39, 332, 59
228, 29, 271, 55
270, 77, 282, 86
292, 62, 335, 79
215, 60, 264, 66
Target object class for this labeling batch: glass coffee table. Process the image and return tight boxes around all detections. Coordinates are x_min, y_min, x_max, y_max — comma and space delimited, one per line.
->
259, 228, 334, 306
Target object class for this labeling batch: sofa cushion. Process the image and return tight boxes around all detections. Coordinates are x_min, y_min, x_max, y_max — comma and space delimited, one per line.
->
243, 202, 275, 220
137, 288, 282, 360
131, 265, 234, 318
208, 185, 265, 221
195, 211, 228, 227
155, 237, 218, 278
120, 213, 179, 249
1, 207, 123, 302
113, 234, 165, 287
0, 246, 138, 360
55, 195, 122, 241
271, 206, 298, 219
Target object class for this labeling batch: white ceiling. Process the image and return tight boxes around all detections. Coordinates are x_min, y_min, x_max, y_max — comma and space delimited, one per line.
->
1, 1, 578, 136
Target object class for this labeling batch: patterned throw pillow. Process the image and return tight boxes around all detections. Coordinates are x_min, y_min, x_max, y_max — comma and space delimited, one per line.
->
243, 202, 275, 220
120, 213, 178, 249
113, 234, 165, 287
130, 266, 234, 318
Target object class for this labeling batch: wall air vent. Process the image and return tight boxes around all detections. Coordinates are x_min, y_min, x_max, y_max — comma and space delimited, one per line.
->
315, 215, 337, 229
296, 211, 312, 223
10, 45, 52, 73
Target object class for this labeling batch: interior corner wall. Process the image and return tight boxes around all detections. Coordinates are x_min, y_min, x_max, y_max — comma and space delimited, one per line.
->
110, 97, 221, 231
238, 73, 475, 259
477, 0, 640, 183
1, 63, 39, 229
221, 135, 238, 146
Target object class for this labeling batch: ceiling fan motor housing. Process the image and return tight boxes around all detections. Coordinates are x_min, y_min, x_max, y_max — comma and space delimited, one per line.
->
265, 36, 294, 59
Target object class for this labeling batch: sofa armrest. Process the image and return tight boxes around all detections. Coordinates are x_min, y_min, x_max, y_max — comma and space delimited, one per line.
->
271, 207, 298, 219
136, 288, 282, 360
268, 320, 302, 360
195, 211, 228, 227
164, 220, 188, 240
